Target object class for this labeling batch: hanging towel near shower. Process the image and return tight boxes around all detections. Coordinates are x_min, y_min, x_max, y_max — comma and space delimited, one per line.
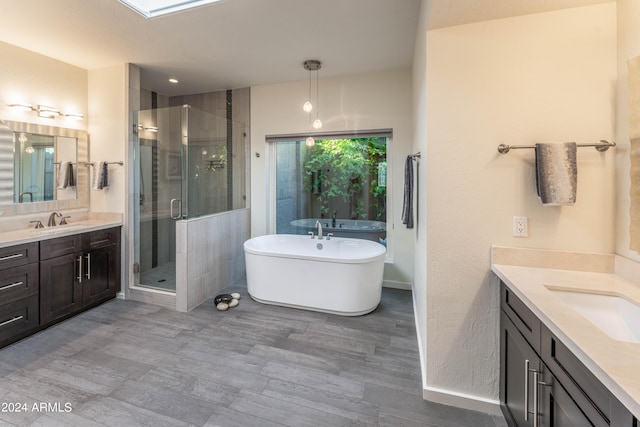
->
401, 155, 414, 229
101, 162, 109, 189
92, 161, 109, 190
92, 162, 103, 190
57, 162, 76, 189
535, 142, 577, 206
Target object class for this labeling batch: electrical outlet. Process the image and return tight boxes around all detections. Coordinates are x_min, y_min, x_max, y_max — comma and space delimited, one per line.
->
512, 216, 528, 237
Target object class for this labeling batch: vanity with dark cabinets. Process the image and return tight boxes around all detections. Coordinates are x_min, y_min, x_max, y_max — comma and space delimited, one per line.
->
500, 281, 637, 427
0, 226, 120, 348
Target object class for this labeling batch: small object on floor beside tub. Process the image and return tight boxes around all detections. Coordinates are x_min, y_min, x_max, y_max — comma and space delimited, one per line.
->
214, 294, 233, 305
214, 293, 241, 311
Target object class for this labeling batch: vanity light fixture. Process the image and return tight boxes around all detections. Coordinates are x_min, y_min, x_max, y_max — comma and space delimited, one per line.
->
7, 103, 33, 111
7, 103, 83, 120
169, 78, 179, 84
306, 136, 315, 147
37, 105, 60, 118
64, 113, 84, 120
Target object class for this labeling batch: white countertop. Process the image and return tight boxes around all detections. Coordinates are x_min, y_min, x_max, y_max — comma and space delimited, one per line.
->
492, 249, 640, 420
0, 218, 122, 249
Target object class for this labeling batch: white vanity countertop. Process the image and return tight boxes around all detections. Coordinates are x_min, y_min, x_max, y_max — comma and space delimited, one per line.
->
0, 218, 122, 248
491, 248, 640, 420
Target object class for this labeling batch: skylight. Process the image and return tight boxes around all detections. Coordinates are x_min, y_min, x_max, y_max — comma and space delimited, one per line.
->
119, 0, 224, 18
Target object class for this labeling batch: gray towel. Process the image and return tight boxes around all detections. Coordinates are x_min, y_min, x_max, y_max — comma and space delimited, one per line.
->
535, 142, 577, 206
57, 162, 75, 189
401, 155, 414, 228
92, 161, 109, 190
102, 162, 109, 188
65, 162, 75, 188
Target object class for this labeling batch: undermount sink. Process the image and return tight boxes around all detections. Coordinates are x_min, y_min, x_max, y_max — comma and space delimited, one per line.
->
546, 287, 640, 344
34, 225, 85, 234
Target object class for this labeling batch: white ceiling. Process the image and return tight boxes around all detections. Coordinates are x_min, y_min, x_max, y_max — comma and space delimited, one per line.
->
0, 0, 613, 97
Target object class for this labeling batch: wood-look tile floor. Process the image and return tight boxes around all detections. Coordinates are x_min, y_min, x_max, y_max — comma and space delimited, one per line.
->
0, 282, 508, 427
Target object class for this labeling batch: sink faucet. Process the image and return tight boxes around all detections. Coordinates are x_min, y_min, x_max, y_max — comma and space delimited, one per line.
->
331, 211, 337, 228
315, 220, 323, 240
19, 192, 33, 203
47, 212, 62, 227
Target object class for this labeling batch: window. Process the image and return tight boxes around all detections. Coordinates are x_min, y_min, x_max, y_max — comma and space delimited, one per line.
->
269, 131, 390, 245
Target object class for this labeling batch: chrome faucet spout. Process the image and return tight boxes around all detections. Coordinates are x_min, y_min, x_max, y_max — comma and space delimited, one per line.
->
315, 220, 323, 240
47, 212, 62, 227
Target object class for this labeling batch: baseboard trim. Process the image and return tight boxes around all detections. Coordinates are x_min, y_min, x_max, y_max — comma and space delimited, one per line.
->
408, 280, 502, 418
423, 385, 503, 416
411, 282, 428, 389
383, 280, 411, 290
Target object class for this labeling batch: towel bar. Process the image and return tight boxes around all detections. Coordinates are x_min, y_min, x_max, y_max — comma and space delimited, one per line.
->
84, 161, 124, 167
497, 140, 615, 154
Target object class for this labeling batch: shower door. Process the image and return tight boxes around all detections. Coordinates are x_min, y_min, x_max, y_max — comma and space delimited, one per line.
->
133, 106, 187, 292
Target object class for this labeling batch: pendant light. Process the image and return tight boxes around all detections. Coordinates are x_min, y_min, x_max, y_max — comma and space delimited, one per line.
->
303, 59, 322, 146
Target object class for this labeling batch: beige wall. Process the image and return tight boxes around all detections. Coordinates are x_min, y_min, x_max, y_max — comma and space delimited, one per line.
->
423, 2, 616, 411
616, 0, 640, 262
250, 69, 415, 286
88, 65, 127, 214
0, 41, 87, 130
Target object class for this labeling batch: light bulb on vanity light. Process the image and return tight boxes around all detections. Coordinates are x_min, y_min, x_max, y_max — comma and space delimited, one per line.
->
312, 119, 323, 129
305, 136, 315, 147
303, 101, 313, 113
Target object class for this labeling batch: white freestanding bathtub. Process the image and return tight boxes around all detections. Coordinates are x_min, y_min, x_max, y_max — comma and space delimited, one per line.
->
244, 234, 386, 316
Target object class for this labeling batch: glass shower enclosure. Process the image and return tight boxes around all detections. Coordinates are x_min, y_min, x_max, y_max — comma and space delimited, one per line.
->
133, 105, 247, 292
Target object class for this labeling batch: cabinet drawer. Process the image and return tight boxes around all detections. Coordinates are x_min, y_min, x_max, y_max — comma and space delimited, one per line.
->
541, 324, 611, 427
0, 263, 38, 303
0, 295, 39, 343
84, 227, 120, 250
501, 282, 541, 353
40, 234, 83, 260
0, 242, 38, 271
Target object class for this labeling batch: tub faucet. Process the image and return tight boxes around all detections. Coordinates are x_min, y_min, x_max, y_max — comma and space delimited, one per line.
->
315, 220, 323, 240
331, 211, 337, 228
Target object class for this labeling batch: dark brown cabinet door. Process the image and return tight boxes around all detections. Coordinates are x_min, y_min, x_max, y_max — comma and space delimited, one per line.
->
40, 252, 82, 324
82, 244, 118, 306
539, 370, 593, 427
501, 310, 540, 427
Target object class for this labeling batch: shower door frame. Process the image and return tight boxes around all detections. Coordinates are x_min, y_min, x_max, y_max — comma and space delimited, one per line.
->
131, 105, 188, 295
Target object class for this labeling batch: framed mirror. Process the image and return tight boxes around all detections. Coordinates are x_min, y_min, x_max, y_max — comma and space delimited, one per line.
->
0, 119, 89, 216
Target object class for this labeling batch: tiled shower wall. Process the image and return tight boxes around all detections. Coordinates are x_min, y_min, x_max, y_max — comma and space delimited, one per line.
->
175, 208, 250, 312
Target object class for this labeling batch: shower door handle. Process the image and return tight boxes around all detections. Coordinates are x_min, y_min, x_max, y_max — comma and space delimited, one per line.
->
170, 198, 182, 220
